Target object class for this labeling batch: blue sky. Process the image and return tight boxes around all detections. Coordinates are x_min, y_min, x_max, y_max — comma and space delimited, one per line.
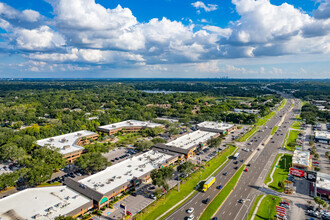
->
0, 0, 329, 78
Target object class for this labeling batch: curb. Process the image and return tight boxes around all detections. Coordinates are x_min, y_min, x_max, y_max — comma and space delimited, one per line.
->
250, 195, 266, 220
265, 153, 283, 186
197, 165, 246, 220
155, 146, 237, 220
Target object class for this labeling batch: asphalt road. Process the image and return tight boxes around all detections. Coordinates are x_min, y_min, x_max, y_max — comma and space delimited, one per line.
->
213, 98, 301, 220
166, 97, 298, 220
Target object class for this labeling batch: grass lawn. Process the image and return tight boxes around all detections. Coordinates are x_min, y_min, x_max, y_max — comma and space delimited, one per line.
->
37, 182, 61, 187
264, 153, 283, 185
284, 130, 300, 151
255, 195, 281, 220
239, 126, 259, 142
291, 121, 301, 130
200, 165, 246, 220
268, 154, 292, 192
277, 99, 287, 111
247, 195, 263, 220
271, 126, 278, 135
239, 99, 287, 142
255, 112, 276, 126
134, 146, 237, 220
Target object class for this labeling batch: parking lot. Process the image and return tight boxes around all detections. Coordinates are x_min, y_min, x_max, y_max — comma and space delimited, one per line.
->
102, 147, 139, 164
0, 163, 19, 175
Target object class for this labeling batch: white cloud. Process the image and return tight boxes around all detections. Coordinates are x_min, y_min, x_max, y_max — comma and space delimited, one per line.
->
48, 0, 145, 51
314, 0, 330, 19
29, 48, 145, 64
203, 25, 232, 39
14, 26, 65, 51
0, 3, 41, 23
191, 1, 218, 12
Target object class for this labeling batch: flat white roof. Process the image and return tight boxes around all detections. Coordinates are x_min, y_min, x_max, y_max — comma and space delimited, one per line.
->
315, 131, 330, 140
166, 130, 217, 149
292, 150, 311, 167
79, 150, 173, 194
36, 130, 97, 155
317, 172, 330, 191
197, 121, 235, 132
0, 186, 92, 220
98, 120, 163, 131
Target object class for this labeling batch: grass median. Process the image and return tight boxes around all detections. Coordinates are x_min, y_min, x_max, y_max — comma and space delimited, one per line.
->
134, 145, 237, 220
277, 99, 287, 111
239, 99, 287, 142
271, 126, 278, 135
239, 126, 259, 142
247, 195, 263, 220
254, 195, 281, 220
268, 154, 292, 192
199, 165, 246, 220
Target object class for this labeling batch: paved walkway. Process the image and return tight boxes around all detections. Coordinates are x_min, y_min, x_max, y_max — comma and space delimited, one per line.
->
251, 195, 266, 220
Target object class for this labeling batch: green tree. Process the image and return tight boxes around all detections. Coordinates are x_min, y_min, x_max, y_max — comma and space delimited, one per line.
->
150, 166, 174, 191
55, 216, 75, 220
278, 180, 285, 190
134, 140, 153, 152
33, 147, 66, 171
177, 161, 195, 175
75, 152, 110, 174
314, 196, 327, 208
151, 137, 167, 144
0, 172, 19, 189
207, 136, 222, 148
0, 143, 26, 162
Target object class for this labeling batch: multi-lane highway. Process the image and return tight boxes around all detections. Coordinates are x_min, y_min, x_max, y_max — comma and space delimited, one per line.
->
166, 97, 298, 220
213, 98, 301, 220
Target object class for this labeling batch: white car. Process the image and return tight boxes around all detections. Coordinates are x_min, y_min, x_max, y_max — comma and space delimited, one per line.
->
187, 214, 194, 220
186, 208, 194, 214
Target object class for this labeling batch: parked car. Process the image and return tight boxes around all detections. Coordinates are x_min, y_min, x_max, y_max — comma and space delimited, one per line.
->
217, 185, 223, 190
186, 207, 194, 213
223, 172, 228, 176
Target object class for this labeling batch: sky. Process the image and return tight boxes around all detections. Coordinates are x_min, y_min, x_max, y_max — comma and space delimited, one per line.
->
0, 0, 330, 78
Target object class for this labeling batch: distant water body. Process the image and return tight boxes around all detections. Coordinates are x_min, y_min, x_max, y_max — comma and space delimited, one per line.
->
141, 90, 197, 94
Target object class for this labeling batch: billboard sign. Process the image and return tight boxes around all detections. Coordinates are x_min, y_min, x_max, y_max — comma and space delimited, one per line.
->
289, 168, 304, 177
305, 171, 317, 182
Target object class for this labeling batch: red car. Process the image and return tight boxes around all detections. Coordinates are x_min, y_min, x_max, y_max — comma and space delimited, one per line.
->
126, 211, 132, 216
244, 168, 248, 172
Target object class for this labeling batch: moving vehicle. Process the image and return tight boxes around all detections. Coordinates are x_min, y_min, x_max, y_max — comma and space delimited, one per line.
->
186, 208, 194, 213
217, 185, 223, 190
203, 176, 216, 192
203, 198, 210, 204
186, 214, 194, 220
233, 153, 240, 159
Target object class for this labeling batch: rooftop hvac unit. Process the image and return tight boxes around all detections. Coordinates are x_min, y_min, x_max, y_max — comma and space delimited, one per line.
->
117, 176, 122, 179
112, 125, 116, 128
129, 174, 132, 176
49, 138, 54, 142
77, 133, 82, 136
63, 145, 70, 150
127, 165, 132, 167
140, 169, 144, 172
60, 189, 64, 192
61, 138, 68, 143
65, 196, 70, 200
